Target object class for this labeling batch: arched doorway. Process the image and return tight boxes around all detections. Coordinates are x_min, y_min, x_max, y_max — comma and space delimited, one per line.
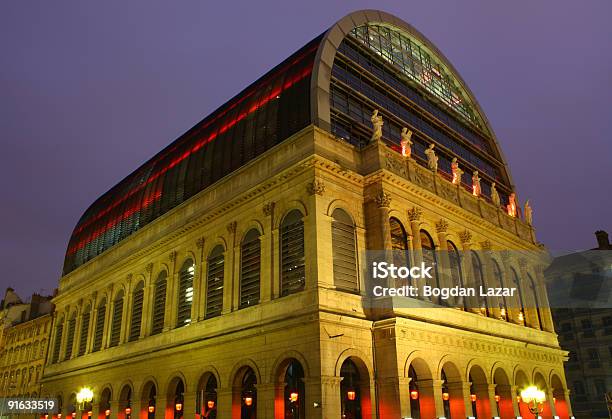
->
468, 365, 490, 418
233, 367, 257, 419
167, 377, 185, 419
551, 374, 570, 419
440, 362, 464, 419
277, 359, 305, 419
118, 384, 133, 419
493, 367, 513, 419
515, 370, 531, 418
98, 388, 111, 419
196, 373, 218, 418
140, 381, 157, 419
340, 359, 362, 419
534, 372, 551, 418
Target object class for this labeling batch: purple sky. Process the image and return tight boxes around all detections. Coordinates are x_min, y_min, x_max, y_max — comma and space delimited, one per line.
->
1, 1, 611, 299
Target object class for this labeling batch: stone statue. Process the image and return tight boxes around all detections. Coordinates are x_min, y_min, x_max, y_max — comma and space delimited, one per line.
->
400, 127, 413, 158
370, 109, 383, 142
491, 182, 501, 207
451, 157, 463, 185
425, 143, 438, 172
472, 170, 481, 196
507, 192, 517, 217
524, 200, 533, 225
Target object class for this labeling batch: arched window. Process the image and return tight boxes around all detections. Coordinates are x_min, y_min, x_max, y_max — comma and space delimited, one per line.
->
283, 360, 305, 419
151, 271, 167, 335
92, 298, 106, 352
528, 274, 543, 330
420, 230, 439, 288
129, 281, 145, 341
471, 252, 489, 316
390, 217, 410, 268
281, 210, 305, 296
340, 359, 362, 419
177, 259, 195, 326
492, 261, 509, 321
78, 305, 91, 356
64, 313, 76, 359
240, 229, 261, 308
51, 320, 63, 363
109, 291, 124, 347
206, 246, 225, 318
332, 209, 358, 291
511, 269, 526, 325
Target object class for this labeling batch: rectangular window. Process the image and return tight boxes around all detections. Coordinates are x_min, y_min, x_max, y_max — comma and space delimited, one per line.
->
206, 253, 225, 318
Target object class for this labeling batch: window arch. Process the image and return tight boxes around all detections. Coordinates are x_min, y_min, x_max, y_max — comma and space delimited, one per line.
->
528, 274, 543, 330
78, 305, 91, 356
447, 240, 465, 309
109, 290, 124, 347
151, 271, 167, 335
177, 259, 195, 326
206, 246, 225, 318
420, 230, 439, 288
92, 298, 106, 352
240, 229, 261, 308
511, 269, 526, 325
390, 217, 410, 268
129, 281, 145, 341
51, 320, 63, 363
64, 313, 76, 359
281, 210, 306, 296
471, 252, 489, 316
332, 208, 358, 291
492, 260, 509, 321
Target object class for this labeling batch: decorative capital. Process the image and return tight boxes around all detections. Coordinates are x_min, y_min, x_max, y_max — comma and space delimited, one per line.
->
435, 219, 449, 233
307, 179, 326, 196
226, 221, 237, 234
92, 291, 98, 301
407, 206, 422, 222
196, 237, 205, 249
263, 202, 275, 217
480, 240, 492, 251
126, 273, 133, 283
518, 257, 528, 269
459, 230, 472, 244
145, 263, 153, 274
500, 250, 511, 262
375, 191, 392, 208
169, 251, 177, 263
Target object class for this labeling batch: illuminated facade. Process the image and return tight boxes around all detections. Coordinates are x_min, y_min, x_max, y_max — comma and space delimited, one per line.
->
44, 10, 572, 419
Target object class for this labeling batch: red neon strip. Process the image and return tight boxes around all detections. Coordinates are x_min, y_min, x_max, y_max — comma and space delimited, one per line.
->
69, 62, 314, 254
72, 44, 317, 238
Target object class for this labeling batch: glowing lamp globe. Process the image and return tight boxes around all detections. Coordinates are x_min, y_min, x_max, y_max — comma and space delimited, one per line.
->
347, 390, 356, 401
410, 390, 419, 400
290, 392, 299, 403
207, 400, 215, 409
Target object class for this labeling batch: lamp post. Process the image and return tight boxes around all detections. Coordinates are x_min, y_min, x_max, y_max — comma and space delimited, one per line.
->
520, 386, 546, 418
76, 387, 94, 418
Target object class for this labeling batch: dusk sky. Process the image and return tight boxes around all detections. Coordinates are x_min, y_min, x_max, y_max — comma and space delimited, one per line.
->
1, 1, 611, 299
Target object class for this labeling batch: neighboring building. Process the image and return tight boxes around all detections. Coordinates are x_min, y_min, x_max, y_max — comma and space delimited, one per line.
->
42, 10, 572, 419
547, 230, 612, 418
0, 288, 54, 400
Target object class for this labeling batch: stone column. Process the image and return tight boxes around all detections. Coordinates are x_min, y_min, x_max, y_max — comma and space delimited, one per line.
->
510, 385, 520, 418
303, 377, 323, 419
163, 252, 177, 331
199, 257, 210, 321
260, 202, 275, 303
304, 178, 328, 292
446, 380, 472, 418
120, 276, 133, 344
416, 379, 444, 419
141, 281, 153, 339
458, 231, 479, 314
480, 241, 501, 319
407, 207, 426, 294
563, 389, 573, 417
255, 382, 276, 418
398, 377, 412, 419
223, 221, 237, 314
495, 384, 516, 419
58, 310, 69, 361
472, 383, 496, 418
153, 396, 166, 419
215, 387, 236, 418
192, 238, 205, 322
182, 391, 197, 419
535, 264, 555, 332
109, 398, 120, 419
518, 258, 539, 329
547, 388, 557, 418
72, 303, 83, 360
320, 376, 342, 419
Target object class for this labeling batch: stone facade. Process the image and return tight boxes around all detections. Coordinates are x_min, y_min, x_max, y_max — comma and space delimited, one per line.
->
42, 127, 572, 419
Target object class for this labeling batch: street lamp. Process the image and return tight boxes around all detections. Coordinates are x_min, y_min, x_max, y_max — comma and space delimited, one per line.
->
76, 387, 94, 418
520, 386, 546, 418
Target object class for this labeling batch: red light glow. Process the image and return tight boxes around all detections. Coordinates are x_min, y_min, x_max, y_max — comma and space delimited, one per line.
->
347, 390, 356, 401
410, 390, 419, 400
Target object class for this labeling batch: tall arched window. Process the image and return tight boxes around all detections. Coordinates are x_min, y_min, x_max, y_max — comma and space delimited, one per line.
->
390, 217, 410, 268
281, 209, 305, 296
340, 359, 362, 419
109, 291, 124, 347
471, 252, 489, 316
64, 313, 76, 359
151, 271, 167, 335
206, 246, 225, 318
492, 261, 509, 321
78, 305, 91, 356
420, 230, 439, 288
447, 240, 465, 310
332, 209, 358, 291
240, 229, 261, 309
528, 274, 543, 330
129, 281, 145, 341
511, 269, 526, 326
51, 320, 63, 363
177, 259, 195, 326
92, 298, 106, 352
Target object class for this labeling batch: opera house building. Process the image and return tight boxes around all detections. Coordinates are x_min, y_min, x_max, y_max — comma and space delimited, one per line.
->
41, 10, 573, 419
